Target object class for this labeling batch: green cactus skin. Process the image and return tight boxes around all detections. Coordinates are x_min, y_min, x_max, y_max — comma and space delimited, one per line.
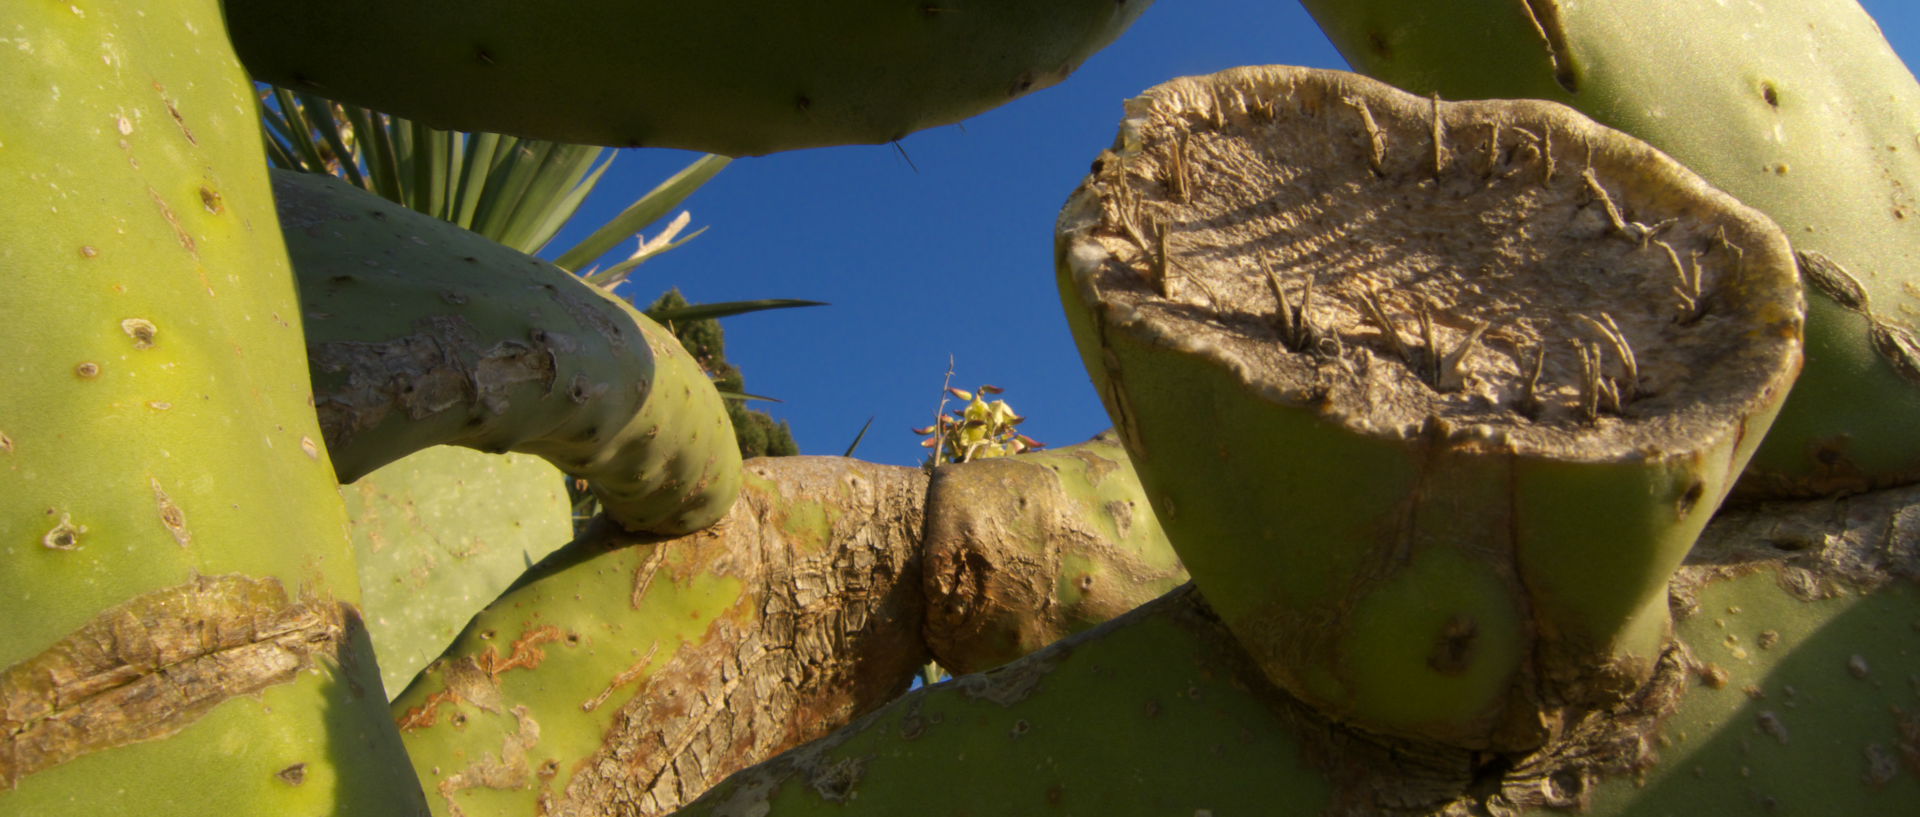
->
221, 0, 1153, 156
922, 431, 1187, 673
1579, 492, 1920, 814
646, 289, 800, 459
274, 169, 741, 535
343, 447, 574, 697
675, 586, 1338, 817
0, 1, 424, 812
673, 486, 1920, 817
1299, 0, 1920, 499
393, 457, 930, 817
1056, 67, 1802, 749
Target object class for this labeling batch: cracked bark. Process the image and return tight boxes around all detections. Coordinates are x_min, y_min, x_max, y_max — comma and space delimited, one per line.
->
549, 457, 931, 817
396, 438, 1183, 817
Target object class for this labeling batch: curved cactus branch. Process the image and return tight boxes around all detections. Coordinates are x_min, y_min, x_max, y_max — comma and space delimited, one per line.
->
395, 457, 933, 817
274, 170, 741, 535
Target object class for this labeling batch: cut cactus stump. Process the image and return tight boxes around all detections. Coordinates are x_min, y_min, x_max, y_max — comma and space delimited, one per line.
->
1056, 66, 1804, 750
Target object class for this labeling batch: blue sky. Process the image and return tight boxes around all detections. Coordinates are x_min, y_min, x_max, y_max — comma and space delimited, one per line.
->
545, 1, 1920, 468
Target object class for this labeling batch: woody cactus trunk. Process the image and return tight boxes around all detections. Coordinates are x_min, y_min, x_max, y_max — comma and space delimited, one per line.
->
6, 2, 1920, 816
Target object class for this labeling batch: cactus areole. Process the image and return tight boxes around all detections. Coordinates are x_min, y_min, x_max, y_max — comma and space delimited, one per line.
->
222, 0, 1152, 155
1056, 67, 1804, 750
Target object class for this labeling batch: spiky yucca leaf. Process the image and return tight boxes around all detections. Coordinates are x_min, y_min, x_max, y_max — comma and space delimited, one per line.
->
258, 88, 726, 264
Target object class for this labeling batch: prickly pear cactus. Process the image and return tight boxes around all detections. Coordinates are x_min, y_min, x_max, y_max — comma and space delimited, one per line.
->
342, 447, 574, 697
1057, 67, 1802, 748
274, 169, 741, 535
1299, 0, 1920, 498
223, 0, 1154, 155
0, 1, 425, 813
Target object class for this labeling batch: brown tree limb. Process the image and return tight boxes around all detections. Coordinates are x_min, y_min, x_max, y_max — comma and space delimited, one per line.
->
392, 437, 1182, 817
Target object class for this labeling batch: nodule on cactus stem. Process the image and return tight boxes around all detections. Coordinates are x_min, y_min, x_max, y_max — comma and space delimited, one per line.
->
274, 170, 741, 535
922, 432, 1187, 673
222, 0, 1154, 156
1057, 67, 1803, 749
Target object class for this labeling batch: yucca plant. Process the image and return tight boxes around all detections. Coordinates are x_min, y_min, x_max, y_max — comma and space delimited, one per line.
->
259, 86, 723, 266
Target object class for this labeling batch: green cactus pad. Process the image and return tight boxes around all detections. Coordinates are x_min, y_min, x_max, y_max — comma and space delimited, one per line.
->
393, 457, 929, 817
1056, 66, 1802, 748
275, 169, 741, 535
223, 0, 1153, 156
342, 446, 574, 697
922, 431, 1186, 673
0, 1, 422, 811
1299, 0, 1920, 498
